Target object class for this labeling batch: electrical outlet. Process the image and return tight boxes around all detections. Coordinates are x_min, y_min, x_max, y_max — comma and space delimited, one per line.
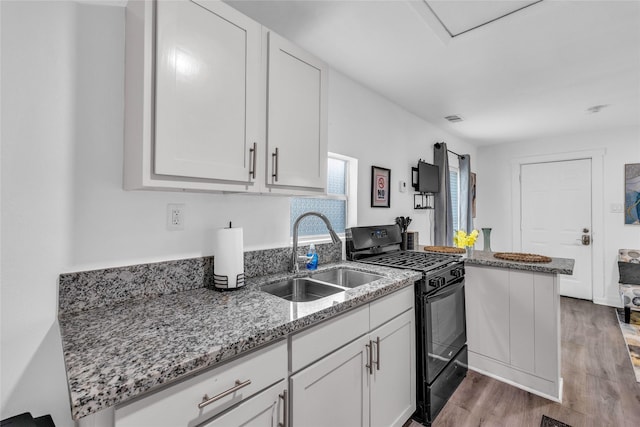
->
167, 204, 185, 230
611, 203, 624, 213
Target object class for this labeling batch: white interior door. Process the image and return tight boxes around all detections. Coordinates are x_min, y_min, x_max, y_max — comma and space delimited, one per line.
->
520, 159, 592, 300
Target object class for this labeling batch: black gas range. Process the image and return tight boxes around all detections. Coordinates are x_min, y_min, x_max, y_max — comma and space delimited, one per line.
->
346, 225, 468, 425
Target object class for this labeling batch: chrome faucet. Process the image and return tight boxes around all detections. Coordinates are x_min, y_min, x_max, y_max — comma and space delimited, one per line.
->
291, 212, 341, 273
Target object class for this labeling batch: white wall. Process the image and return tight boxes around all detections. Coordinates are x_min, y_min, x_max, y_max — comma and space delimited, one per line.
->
475, 127, 640, 306
328, 69, 477, 242
0, 2, 476, 425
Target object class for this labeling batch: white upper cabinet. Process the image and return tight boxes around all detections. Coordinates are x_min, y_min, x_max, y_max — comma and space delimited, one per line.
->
124, 0, 327, 194
266, 31, 328, 192
154, 0, 261, 184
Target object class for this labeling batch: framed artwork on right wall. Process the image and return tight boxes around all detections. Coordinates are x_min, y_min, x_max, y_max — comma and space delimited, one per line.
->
625, 163, 640, 224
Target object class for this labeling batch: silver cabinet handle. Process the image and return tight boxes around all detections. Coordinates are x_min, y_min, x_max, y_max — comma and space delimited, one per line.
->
278, 389, 288, 427
375, 336, 380, 371
198, 379, 251, 409
249, 142, 257, 180
272, 148, 279, 182
365, 341, 373, 375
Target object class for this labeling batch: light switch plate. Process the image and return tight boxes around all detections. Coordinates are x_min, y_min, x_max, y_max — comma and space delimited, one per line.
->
399, 181, 407, 193
610, 203, 624, 213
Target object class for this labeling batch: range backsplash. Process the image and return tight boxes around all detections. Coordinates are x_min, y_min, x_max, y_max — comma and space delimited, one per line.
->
58, 242, 342, 315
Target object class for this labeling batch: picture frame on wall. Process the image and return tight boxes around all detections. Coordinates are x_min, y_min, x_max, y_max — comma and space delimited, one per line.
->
371, 166, 391, 208
625, 163, 640, 225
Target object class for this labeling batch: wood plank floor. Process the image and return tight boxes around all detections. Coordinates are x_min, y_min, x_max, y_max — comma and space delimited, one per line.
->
406, 297, 640, 427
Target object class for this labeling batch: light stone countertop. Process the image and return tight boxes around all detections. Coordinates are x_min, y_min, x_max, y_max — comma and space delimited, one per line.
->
463, 250, 575, 274
58, 261, 421, 420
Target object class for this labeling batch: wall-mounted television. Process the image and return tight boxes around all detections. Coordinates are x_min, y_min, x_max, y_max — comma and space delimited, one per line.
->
412, 161, 439, 193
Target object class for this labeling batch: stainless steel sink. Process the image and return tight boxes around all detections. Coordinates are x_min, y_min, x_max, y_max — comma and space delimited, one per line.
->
260, 278, 344, 302
311, 268, 383, 288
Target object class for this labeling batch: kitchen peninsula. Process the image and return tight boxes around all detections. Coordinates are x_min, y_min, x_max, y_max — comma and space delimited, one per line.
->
463, 250, 575, 401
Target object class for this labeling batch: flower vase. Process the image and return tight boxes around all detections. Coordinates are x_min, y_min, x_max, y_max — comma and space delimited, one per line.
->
466, 247, 474, 258
482, 228, 492, 252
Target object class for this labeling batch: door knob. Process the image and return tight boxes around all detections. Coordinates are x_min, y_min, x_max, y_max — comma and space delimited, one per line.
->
581, 234, 591, 245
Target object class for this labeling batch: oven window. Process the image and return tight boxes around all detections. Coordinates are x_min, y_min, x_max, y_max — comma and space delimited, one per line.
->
426, 283, 466, 383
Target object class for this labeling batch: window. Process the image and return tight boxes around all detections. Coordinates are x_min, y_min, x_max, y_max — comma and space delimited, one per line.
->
450, 167, 460, 232
290, 153, 357, 240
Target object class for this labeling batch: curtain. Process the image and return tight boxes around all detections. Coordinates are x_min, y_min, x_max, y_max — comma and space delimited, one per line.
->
459, 155, 473, 233
433, 143, 453, 246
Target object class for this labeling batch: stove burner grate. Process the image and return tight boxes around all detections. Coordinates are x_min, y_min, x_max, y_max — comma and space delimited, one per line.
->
358, 251, 459, 273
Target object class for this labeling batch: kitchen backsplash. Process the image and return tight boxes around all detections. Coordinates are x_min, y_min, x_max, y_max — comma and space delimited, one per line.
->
58, 242, 342, 315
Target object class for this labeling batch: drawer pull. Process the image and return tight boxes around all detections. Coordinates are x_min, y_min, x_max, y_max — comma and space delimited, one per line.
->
365, 341, 373, 375
249, 142, 257, 180
198, 379, 252, 409
278, 389, 288, 427
272, 148, 279, 182
375, 336, 381, 371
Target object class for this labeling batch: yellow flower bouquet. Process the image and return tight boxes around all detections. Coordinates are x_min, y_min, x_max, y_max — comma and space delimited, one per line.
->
453, 229, 479, 248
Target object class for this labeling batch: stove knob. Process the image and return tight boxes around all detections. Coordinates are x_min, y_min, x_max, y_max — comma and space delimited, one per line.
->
429, 277, 441, 288
451, 267, 465, 278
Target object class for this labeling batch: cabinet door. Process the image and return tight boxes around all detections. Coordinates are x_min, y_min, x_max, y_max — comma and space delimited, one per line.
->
203, 381, 286, 427
465, 266, 510, 363
370, 310, 416, 427
290, 335, 370, 427
266, 31, 327, 190
155, 0, 261, 184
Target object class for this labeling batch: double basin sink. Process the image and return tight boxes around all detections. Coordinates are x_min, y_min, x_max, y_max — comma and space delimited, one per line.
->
260, 268, 383, 303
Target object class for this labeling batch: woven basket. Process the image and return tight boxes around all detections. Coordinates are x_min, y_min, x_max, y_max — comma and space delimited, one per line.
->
424, 246, 465, 254
493, 252, 552, 263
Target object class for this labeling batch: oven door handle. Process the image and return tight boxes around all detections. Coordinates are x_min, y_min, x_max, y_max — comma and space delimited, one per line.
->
428, 279, 464, 302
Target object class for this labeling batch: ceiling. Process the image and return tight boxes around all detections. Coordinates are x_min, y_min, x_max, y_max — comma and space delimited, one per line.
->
225, 0, 640, 146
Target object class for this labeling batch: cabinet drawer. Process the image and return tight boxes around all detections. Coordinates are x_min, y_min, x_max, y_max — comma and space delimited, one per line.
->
202, 380, 286, 427
290, 305, 369, 373
115, 341, 286, 427
370, 285, 415, 330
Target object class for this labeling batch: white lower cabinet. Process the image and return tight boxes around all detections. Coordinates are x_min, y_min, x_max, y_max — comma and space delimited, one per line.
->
369, 310, 416, 427
290, 335, 371, 427
465, 265, 561, 400
202, 380, 287, 427
290, 303, 416, 427
82, 287, 416, 427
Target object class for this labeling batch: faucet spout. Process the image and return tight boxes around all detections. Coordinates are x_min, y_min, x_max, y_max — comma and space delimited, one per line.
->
291, 212, 341, 273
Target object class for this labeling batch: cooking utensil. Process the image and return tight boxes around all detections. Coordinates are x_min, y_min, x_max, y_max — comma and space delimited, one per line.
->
395, 216, 412, 233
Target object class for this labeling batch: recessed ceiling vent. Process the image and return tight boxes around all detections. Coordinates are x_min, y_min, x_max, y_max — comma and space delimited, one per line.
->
445, 115, 464, 123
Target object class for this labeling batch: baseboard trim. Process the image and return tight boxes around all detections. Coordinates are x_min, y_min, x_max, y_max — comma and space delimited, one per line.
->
468, 366, 563, 403
592, 297, 622, 308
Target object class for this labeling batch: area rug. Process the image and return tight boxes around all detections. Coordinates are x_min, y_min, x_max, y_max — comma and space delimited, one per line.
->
540, 415, 571, 427
615, 308, 640, 382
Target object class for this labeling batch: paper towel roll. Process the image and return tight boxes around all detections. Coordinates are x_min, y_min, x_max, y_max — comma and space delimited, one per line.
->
213, 227, 245, 289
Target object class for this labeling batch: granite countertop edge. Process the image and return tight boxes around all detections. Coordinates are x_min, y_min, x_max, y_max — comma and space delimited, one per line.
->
463, 250, 575, 275
59, 261, 422, 420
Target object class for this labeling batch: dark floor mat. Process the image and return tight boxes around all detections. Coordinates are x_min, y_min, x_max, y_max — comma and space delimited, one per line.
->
541, 415, 571, 427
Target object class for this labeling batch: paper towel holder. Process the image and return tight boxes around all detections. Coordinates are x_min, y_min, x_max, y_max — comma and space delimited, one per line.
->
212, 221, 245, 290
213, 273, 246, 290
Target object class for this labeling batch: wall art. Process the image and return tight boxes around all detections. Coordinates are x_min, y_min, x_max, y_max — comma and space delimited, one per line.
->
371, 166, 391, 208
626, 163, 640, 224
